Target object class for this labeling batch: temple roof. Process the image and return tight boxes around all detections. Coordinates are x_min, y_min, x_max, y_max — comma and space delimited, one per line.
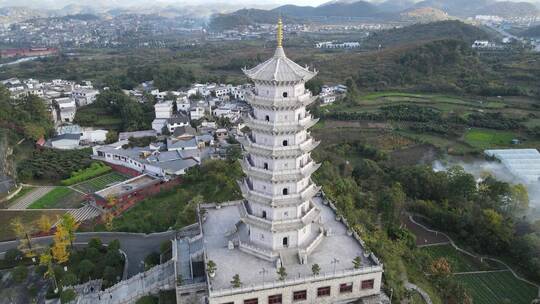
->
243, 47, 317, 83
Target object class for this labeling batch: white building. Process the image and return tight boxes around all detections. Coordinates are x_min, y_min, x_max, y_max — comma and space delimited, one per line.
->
155, 100, 173, 119
190, 107, 205, 121
81, 129, 108, 143
93, 145, 200, 177
174, 19, 384, 304
72, 87, 98, 106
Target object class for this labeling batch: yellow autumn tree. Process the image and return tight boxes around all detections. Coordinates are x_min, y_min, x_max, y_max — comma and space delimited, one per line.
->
37, 215, 52, 234
39, 251, 58, 291
11, 217, 34, 257
102, 212, 114, 231
60, 213, 79, 248
51, 225, 70, 264
106, 195, 117, 208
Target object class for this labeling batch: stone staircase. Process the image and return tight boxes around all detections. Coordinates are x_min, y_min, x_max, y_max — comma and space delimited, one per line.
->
53, 204, 103, 227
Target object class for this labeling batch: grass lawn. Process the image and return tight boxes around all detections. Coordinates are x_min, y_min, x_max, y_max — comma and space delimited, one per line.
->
463, 128, 517, 150
27, 187, 83, 209
0, 210, 66, 241
72, 172, 129, 194
456, 271, 538, 304
421, 244, 502, 272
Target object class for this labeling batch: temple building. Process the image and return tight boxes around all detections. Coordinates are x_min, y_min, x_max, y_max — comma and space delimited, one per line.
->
173, 19, 385, 304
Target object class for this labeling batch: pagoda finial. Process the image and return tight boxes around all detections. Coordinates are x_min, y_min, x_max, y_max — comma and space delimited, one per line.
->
277, 17, 283, 48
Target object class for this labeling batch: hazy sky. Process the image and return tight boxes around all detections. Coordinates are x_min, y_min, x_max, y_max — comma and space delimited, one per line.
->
1, 0, 538, 9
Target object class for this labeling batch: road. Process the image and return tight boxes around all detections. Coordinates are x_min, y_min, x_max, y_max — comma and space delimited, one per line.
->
0, 231, 176, 277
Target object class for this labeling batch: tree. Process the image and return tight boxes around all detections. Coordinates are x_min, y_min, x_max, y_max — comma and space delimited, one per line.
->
144, 252, 160, 270
105, 130, 118, 144
509, 184, 529, 213
11, 265, 28, 283
230, 274, 241, 288
312, 263, 321, 275
11, 217, 34, 257
206, 260, 217, 277
352, 256, 362, 269
430, 257, 452, 279
61, 271, 78, 287
60, 288, 76, 304
39, 252, 58, 292
51, 225, 70, 264
103, 266, 119, 286
102, 212, 114, 231
37, 215, 52, 234
172, 100, 178, 114
78, 259, 95, 280
277, 266, 287, 281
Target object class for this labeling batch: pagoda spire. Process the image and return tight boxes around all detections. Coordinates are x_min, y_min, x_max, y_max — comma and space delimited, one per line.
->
277, 17, 283, 48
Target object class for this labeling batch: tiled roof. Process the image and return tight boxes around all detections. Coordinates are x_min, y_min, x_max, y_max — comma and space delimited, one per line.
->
243, 47, 316, 83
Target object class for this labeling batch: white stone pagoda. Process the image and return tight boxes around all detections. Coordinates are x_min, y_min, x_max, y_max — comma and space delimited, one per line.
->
238, 18, 323, 261
173, 19, 385, 304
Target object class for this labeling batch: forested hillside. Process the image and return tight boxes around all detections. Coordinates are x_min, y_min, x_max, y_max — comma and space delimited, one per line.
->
363, 20, 492, 49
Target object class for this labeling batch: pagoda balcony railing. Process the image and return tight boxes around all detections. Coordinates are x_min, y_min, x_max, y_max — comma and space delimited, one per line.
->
246, 114, 319, 133
246, 91, 316, 108
246, 115, 319, 134
240, 157, 320, 182
239, 200, 319, 232
239, 135, 320, 158
238, 179, 320, 207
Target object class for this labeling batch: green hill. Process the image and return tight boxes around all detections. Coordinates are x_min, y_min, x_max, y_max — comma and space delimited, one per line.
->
363, 20, 492, 49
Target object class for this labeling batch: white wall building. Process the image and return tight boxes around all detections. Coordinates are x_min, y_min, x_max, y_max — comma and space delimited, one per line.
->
190, 107, 205, 120
72, 87, 98, 106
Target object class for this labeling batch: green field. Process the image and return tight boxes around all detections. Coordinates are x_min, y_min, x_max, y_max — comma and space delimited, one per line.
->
456, 271, 538, 304
463, 129, 517, 150
28, 187, 83, 209
421, 244, 501, 272
72, 172, 129, 193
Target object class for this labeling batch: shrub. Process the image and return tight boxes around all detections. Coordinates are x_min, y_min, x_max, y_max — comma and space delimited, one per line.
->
61, 162, 112, 185
11, 265, 28, 283
60, 289, 76, 304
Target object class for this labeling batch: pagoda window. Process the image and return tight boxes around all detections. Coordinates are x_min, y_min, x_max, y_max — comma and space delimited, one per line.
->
283, 92, 288, 97
283, 140, 288, 146
264, 163, 269, 170
282, 237, 288, 247
265, 115, 270, 121
262, 211, 267, 219
283, 188, 288, 195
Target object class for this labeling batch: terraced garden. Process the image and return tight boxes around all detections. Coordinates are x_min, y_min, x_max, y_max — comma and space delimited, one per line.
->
27, 187, 84, 209
72, 172, 129, 194
421, 244, 503, 272
456, 270, 538, 304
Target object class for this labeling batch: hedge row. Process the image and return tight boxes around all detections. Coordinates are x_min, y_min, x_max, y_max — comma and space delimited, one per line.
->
61, 162, 112, 186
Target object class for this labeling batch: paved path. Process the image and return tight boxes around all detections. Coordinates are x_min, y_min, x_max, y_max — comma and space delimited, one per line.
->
8, 186, 54, 210
405, 282, 432, 304
0, 231, 176, 277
